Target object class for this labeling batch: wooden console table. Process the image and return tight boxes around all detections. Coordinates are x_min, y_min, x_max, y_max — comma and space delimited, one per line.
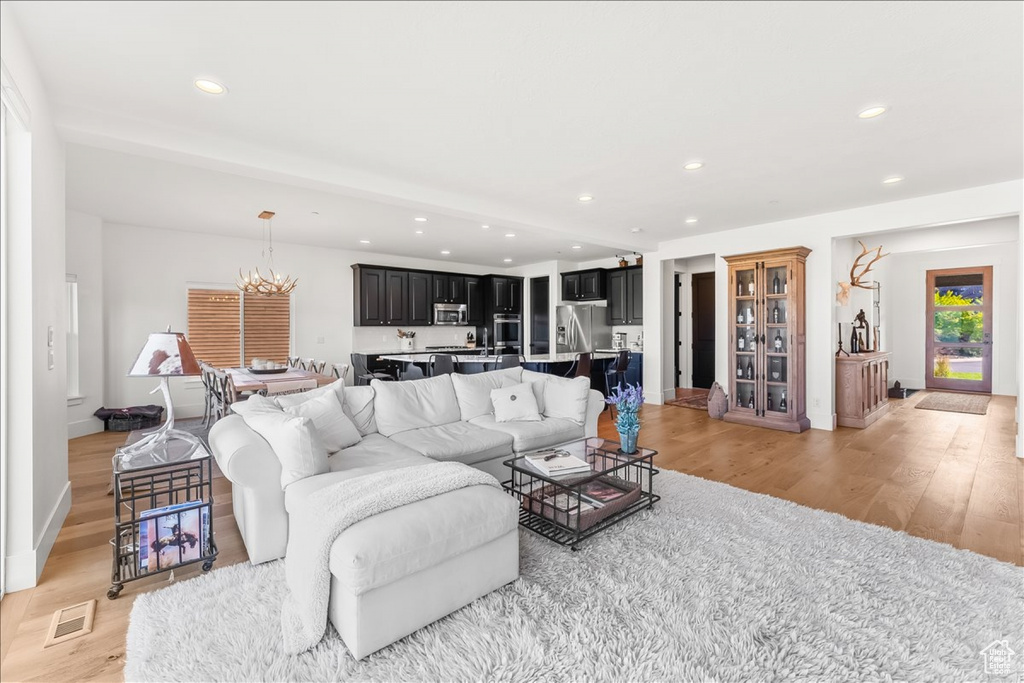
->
835, 351, 891, 428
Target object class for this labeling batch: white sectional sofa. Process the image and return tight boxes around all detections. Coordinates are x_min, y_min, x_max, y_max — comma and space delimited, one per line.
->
209, 367, 604, 659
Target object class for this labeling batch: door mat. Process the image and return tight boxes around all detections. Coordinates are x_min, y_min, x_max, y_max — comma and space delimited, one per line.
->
666, 391, 709, 411
915, 392, 990, 415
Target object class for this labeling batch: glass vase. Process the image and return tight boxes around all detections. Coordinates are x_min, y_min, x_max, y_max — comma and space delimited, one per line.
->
618, 429, 639, 455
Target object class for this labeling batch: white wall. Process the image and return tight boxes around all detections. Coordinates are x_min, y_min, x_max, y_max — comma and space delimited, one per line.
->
642, 180, 1023, 433
2, 7, 71, 591
673, 254, 716, 388
99, 221, 496, 415
65, 210, 105, 437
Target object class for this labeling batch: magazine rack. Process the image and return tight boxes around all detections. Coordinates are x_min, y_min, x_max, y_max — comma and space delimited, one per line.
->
108, 437, 217, 599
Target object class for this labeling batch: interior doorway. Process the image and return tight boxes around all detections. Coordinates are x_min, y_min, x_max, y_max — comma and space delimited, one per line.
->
925, 266, 992, 393
691, 272, 716, 389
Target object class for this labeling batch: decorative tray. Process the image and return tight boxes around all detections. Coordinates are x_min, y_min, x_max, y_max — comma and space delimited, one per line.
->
248, 367, 288, 375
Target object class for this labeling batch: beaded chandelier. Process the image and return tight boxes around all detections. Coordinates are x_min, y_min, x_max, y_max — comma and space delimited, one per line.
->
237, 211, 297, 296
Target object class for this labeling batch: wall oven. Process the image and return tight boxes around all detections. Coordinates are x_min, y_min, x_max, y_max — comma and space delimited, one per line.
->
433, 303, 468, 326
493, 314, 522, 352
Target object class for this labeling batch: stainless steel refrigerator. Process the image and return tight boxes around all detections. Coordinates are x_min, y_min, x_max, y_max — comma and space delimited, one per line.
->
555, 304, 612, 354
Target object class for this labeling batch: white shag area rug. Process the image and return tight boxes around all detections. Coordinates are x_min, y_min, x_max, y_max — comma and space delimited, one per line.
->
125, 470, 1023, 682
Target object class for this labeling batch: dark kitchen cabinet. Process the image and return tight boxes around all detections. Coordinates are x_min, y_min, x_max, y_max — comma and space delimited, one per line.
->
432, 274, 465, 304
490, 276, 523, 314
608, 266, 643, 325
465, 276, 484, 325
384, 270, 408, 326
353, 265, 408, 326
408, 271, 433, 326
561, 269, 606, 301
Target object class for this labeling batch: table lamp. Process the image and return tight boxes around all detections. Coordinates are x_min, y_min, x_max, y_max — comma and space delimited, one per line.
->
118, 328, 203, 460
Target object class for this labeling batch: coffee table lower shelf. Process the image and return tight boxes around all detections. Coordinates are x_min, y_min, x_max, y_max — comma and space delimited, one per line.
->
514, 490, 660, 550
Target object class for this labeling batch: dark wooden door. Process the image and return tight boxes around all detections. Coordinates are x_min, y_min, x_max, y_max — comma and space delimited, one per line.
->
530, 277, 550, 353
358, 267, 387, 325
691, 271, 716, 389
384, 270, 408, 325
408, 271, 432, 326
465, 276, 484, 325
608, 270, 628, 324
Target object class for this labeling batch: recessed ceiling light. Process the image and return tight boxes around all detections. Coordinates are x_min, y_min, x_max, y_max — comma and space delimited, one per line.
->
630, 228, 643, 233
685, 217, 698, 224
683, 161, 704, 171
503, 258, 513, 263
858, 106, 887, 119
440, 250, 451, 255
882, 176, 904, 184
311, 211, 319, 216
505, 233, 516, 238
359, 240, 371, 244
194, 79, 226, 95
571, 245, 583, 250
482, 225, 490, 229
414, 217, 428, 222
414, 230, 424, 235
578, 195, 594, 202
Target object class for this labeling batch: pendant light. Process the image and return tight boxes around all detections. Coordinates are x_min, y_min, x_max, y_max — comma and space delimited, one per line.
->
236, 211, 297, 296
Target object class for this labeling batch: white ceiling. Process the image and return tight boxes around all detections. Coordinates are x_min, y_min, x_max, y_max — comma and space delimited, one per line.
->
10, 1, 1024, 266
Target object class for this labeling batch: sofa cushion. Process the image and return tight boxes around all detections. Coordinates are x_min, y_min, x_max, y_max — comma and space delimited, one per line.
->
469, 414, 585, 453
388, 421, 514, 465
328, 484, 517, 595
274, 379, 345, 409
371, 375, 461, 437
504, 373, 547, 413
282, 391, 362, 453
241, 411, 329, 489
490, 382, 542, 423
229, 393, 280, 417
450, 367, 524, 420
541, 375, 591, 425
341, 384, 378, 436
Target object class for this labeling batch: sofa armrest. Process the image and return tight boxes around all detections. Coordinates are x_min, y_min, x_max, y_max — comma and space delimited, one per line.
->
209, 414, 282, 489
583, 389, 605, 437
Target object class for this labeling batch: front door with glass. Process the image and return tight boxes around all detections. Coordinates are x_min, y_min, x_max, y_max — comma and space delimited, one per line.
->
925, 266, 992, 393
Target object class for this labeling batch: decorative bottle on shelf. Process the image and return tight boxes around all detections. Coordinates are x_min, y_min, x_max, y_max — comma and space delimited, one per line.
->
738, 334, 745, 351
736, 361, 743, 378
780, 389, 787, 411
850, 327, 859, 353
738, 278, 744, 297
745, 358, 753, 380
737, 311, 744, 324
750, 333, 757, 351
737, 392, 743, 408
783, 277, 788, 294
767, 393, 774, 411
746, 307, 753, 324
772, 272, 780, 294
747, 276, 755, 295
773, 301, 780, 323
774, 331, 783, 352
747, 392, 755, 410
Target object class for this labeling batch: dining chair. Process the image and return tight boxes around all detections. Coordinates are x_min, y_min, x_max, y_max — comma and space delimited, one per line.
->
199, 362, 216, 427
287, 356, 301, 369
330, 363, 350, 381
351, 354, 396, 386
604, 350, 632, 396
428, 354, 457, 377
260, 379, 318, 396
211, 369, 233, 422
495, 354, 521, 370
301, 357, 326, 373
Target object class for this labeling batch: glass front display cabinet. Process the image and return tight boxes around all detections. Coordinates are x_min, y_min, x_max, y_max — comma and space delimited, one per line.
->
724, 247, 811, 433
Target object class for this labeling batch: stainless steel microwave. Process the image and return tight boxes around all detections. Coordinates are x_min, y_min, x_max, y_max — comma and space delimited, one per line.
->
434, 303, 468, 326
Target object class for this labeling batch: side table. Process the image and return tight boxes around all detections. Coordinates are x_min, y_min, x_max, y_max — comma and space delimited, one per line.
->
108, 435, 218, 599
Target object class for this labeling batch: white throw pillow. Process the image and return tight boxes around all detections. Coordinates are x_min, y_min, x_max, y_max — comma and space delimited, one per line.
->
241, 411, 329, 489
503, 374, 546, 414
342, 384, 378, 436
542, 375, 591, 426
371, 375, 461, 436
490, 382, 542, 423
274, 379, 345, 409
282, 390, 361, 453
229, 393, 280, 417
451, 367, 524, 420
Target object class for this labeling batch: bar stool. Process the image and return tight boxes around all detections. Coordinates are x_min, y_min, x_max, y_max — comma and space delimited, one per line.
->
574, 352, 593, 378
604, 350, 632, 395
428, 354, 457, 377
351, 354, 395, 386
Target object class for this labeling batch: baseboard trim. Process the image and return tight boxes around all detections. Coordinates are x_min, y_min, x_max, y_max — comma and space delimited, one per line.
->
68, 418, 103, 440
4, 481, 71, 593
807, 411, 835, 432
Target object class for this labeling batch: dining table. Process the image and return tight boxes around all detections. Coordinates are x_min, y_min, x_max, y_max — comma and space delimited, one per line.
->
225, 367, 335, 398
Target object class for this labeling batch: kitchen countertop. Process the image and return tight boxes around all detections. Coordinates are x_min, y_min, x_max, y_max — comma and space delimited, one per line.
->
595, 348, 643, 354
379, 352, 618, 364
356, 347, 484, 355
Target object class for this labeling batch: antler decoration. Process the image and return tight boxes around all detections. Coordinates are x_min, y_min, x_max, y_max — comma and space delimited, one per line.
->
836, 241, 889, 305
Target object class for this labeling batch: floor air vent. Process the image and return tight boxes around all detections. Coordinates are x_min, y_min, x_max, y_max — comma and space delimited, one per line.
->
44, 600, 96, 648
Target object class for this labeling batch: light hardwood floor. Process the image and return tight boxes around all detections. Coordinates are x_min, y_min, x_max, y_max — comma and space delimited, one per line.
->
1, 392, 1021, 682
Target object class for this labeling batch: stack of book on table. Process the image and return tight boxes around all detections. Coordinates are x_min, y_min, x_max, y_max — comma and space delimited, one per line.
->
523, 449, 592, 477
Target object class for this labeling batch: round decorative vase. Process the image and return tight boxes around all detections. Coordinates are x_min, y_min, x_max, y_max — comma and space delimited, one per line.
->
400, 338, 414, 351
618, 429, 639, 455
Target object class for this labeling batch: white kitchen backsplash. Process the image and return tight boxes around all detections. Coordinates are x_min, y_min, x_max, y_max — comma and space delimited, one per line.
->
352, 326, 478, 352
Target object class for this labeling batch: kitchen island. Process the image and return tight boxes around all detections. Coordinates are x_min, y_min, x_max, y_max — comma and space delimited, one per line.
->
378, 351, 620, 385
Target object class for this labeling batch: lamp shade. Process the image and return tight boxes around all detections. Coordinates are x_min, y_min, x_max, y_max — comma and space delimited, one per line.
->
128, 332, 201, 377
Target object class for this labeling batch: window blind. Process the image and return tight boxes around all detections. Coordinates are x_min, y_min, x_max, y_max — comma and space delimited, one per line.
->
187, 289, 241, 367
242, 293, 290, 366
